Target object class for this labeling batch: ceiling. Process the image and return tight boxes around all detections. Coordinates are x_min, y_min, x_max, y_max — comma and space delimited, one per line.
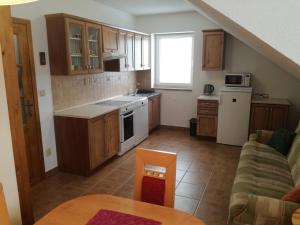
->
94, 0, 195, 16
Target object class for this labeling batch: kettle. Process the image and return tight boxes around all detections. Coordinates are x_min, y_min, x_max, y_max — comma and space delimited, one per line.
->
203, 84, 215, 96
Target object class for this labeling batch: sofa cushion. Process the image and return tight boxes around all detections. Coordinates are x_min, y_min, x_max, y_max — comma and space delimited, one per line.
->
232, 142, 293, 199
267, 128, 296, 156
287, 134, 300, 176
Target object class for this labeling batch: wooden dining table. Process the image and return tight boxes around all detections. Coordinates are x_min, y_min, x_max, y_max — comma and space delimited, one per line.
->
34, 195, 205, 225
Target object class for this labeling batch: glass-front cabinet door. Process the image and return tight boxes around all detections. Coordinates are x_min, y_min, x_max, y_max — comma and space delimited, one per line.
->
66, 18, 88, 74
86, 23, 103, 73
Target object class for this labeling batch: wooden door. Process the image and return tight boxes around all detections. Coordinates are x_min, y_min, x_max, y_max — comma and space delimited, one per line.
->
197, 115, 218, 137
12, 18, 45, 185
126, 32, 135, 71
148, 98, 154, 131
118, 31, 127, 71
89, 118, 106, 170
268, 105, 289, 130
202, 30, 224, 71
102, 26, 118, 52
152, 96, 160, 128
134, 34, 143, 70
142, 36, 150, 70
65, 18, 88, 75
86, 23, 103, 73
105, 111, 120, 158
249, 104, 270, 133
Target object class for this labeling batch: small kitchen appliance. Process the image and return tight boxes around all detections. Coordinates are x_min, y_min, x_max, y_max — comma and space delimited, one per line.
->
225, 73, 251, 87
203, 84, 215, 96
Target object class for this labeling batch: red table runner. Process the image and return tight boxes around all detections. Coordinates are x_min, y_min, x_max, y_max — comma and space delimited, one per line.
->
86, 209, 161, 225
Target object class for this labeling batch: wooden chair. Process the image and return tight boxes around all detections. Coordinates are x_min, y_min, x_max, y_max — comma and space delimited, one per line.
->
0, 183, 11, 225
134, 148, 177, 208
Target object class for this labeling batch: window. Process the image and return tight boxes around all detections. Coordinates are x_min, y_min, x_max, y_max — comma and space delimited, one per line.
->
154, 32, 194, 89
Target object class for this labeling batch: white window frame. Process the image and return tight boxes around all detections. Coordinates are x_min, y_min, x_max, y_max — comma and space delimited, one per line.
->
153, 32, 195, 90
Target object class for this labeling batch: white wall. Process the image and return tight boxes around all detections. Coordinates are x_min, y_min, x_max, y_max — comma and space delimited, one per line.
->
0, 44, 22, 225
11, 0, 136, 172
136, 11, 300, 129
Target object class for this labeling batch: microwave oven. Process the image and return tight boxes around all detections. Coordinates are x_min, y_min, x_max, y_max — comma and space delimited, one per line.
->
225, 73, 251, 87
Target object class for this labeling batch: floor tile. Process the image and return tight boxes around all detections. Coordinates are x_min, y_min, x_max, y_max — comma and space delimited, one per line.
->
175, 195, 199, 215
176, 182, 205, 200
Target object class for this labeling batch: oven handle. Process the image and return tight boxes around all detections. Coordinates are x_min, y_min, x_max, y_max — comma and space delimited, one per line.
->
121, 111, 135, 119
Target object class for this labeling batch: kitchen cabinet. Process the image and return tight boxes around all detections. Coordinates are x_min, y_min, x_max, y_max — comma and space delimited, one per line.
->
135, 34, 151, 71
102, 26, 119, 53
250, 103, 289, 133
104, 31, 135, 72
202, 30, 225, 71
197, 100, 218, 138
54, 110, 120, 176
148, 94, 161, 132
46, 14, 103, 75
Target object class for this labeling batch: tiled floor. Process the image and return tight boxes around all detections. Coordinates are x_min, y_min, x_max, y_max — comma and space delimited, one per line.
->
31, 127, 241, 225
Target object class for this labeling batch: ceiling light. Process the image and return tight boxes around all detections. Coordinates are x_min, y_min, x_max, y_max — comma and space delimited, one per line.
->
0, 0, 38, 5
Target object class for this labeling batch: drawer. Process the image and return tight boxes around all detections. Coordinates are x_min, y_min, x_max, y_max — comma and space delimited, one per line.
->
198, 108, 218, 116
197, 100, 218, 108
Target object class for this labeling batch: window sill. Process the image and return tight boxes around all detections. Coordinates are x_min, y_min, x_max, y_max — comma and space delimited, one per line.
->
154, 87, 192, 91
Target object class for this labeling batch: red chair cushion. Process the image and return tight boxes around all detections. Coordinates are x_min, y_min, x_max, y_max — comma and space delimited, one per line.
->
141, 176, 165, 206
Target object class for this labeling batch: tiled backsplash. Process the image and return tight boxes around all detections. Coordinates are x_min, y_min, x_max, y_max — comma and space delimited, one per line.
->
52, 72, 136, 111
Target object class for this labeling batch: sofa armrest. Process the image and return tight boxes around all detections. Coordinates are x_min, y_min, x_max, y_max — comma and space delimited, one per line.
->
231, 195, 300, 225
249, 130, 274, 144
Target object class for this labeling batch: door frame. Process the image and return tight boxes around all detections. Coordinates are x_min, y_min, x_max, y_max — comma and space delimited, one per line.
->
12, 17, 46, 184
0, 6, 34, 225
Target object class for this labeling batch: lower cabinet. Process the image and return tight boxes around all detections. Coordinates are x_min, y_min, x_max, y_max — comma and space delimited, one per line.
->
54, 110, 120, 176
148, 94, 161, 132
197, 100, 218, 138
249, 103, 289, 133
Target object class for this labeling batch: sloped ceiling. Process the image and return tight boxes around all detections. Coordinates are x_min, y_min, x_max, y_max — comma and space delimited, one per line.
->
187, 0, 300, 79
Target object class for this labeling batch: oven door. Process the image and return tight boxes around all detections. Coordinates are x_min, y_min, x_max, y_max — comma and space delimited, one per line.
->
121, 110, 135, 143
225, 75, 244, 86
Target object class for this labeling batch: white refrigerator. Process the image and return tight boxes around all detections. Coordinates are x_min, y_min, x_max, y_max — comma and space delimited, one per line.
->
217, 87, 252, 146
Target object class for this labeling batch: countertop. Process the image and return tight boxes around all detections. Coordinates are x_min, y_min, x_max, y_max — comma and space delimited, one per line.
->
252, 97, 291, 106
129, 92, 161, 98
197, 95, 220, 101
54, 104, 119, 119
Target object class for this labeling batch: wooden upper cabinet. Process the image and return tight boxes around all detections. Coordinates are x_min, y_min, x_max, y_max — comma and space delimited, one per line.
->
142, 36, 150, 70
134, 34, 143, 71
249, 103, 289, 133
118, 31, 127, 71
86, 23, 103, 73
134, 34, 150, 71
202, 30, 225, 71
46, 14, 103, 75
126, 32, 135, 71
102, 26, 119, 53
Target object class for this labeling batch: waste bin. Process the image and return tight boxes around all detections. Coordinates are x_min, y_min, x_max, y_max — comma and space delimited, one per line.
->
189, 118, 197, 136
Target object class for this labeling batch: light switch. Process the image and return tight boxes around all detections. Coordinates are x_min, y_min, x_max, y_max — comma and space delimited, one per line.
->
39, 89, 46, 97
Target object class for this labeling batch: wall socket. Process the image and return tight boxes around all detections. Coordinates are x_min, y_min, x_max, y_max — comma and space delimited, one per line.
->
45, 148, 52, 157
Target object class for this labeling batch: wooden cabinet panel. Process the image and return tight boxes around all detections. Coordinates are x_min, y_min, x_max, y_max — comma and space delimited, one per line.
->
54, 109, 120, 176
197, 100, 218, 138
148, 95, 161, 132
268, 105, 289, 130
126, 33, 135, 71
134, 34, 143, 71
249, 104, 270, 133
249, 103, 289, 133
89, 118, 105, 170
102, 26, 118, 53
148, 98, 154, 131
118, 31, 127, 71
105, 111, 120, 158
202, 30, 225, 71
142, 36, 150, 70
46, 15, 104, 75
86, 23, 103, 73
197, 115, 218, 137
